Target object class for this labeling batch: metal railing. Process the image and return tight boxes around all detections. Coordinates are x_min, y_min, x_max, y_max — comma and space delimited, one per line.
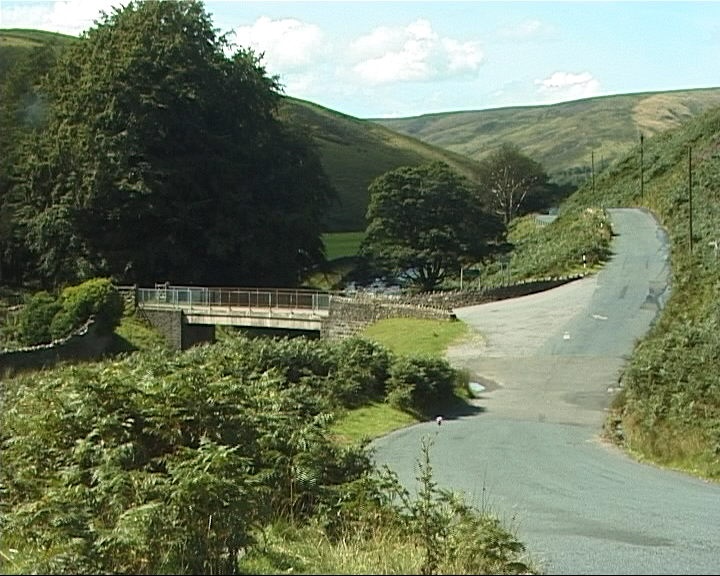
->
137, 286, 332, 314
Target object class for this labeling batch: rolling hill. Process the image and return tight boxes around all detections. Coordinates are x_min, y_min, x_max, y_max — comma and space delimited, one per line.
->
375, 88, 720, 185
4, 28, 720, 234
277, 97, 486, 231
0, 28, 75, 75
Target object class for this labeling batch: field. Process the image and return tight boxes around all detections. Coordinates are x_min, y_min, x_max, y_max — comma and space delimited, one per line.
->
322, 231, 365, 260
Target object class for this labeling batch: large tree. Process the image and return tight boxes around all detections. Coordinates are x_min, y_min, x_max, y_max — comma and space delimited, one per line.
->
0, 41, 62, 285
11, 0, 333, 288
362, 162, 504, 291
476, 143, 550, 225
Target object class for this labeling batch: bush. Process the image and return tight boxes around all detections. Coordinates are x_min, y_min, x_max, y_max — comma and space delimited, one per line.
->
386, 356, 457, 414
17, 291, 61, 345
49, 277, 124, 340
327, 338, 391, 407
0, 337, 375, 574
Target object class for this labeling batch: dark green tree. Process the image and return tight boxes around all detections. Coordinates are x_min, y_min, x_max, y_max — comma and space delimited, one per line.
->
476, 144, 550, 224
0, 41, 62, 285
12, 0, 333, 288
362, 162, 504, 291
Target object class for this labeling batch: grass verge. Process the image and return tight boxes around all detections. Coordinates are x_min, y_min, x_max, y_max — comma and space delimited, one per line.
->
330, 318, 473, 445
361, 317, 469, 358
330, 401, 417, 445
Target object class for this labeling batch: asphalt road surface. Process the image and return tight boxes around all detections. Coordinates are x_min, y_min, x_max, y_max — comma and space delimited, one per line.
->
371, 208, 720, 575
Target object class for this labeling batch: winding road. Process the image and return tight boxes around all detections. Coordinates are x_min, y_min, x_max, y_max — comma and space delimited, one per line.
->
371, 209, 720, 575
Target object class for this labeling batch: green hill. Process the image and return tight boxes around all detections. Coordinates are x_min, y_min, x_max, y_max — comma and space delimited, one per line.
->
0, 28, 76, 74
278, 97, 486, 231
560, 103, 720, 479
375, 88, 720, 185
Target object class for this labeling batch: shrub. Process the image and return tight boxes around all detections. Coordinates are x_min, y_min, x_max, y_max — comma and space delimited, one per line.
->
327, 337, 392, 407
386, 356, 456, 414
49, 277, 124, 339
17, 291, 61, 345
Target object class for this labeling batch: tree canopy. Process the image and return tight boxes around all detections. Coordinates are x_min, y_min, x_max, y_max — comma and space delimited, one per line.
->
8, 0, 333, 288
362, 162, 505, 291
476, 144, 550, 224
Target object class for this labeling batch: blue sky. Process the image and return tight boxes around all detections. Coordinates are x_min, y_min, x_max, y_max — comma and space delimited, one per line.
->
2, 1, 720, 118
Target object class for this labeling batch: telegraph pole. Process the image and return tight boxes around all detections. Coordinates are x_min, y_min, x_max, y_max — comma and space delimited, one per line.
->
591, 150, 595, 195
688, 145, 693, 253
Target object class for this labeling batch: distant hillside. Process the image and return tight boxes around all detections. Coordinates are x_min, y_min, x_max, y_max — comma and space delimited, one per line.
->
0, 28, 75, 74
278, 97, 485, 231
375, 89, 720, 185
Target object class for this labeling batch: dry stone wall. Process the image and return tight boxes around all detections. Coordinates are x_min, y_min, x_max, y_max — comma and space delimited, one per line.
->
322, 275, 585, 340
321, 295, 456, 340
0, 319, 112, 375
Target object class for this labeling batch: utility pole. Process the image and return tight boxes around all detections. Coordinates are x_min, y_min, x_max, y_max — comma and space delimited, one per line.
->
688, 145, 693, 253
640, 133, 644, 201
591, 151, 595, 195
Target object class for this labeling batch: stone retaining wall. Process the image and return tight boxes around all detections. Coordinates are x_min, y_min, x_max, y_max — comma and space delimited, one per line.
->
321, 296, 456, 340
0, 319, 113, 376
321, 275, 585, 340
409, 275, 586, 309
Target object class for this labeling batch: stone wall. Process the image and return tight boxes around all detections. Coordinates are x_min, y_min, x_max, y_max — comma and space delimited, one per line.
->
321, 274, 585, 340
142, 308, 183, 350
408, 275, 586, 309
321, 295, 456, 340
0, 319, 113, 375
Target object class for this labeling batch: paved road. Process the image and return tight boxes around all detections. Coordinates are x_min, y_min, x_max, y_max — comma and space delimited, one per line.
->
372, 209, 720, 575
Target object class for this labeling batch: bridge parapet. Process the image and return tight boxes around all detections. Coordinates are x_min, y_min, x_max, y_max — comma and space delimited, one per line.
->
138, 285, 331, 314
137, 286, 333, 349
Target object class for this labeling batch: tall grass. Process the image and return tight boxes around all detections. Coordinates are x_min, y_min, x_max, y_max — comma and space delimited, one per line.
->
239, 436, 535, 575
473, 208, 612, 287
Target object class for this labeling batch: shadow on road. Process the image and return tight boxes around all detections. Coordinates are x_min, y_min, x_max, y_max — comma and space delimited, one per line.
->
434, 393, 485, 421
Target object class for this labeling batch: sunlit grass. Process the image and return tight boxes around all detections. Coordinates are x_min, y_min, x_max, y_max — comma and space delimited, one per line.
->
330, 402, 417, 445
239, 521, 424, 575
362, 317, 469, 358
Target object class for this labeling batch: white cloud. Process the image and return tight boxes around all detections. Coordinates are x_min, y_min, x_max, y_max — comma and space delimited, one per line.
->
232, 16, 325, 73
498, 19, 557, 41
350, 19, 484, 86
2, 0, 121, 36
535, 71, 601, 102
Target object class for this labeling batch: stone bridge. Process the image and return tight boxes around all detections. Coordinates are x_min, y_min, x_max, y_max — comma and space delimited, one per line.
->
133, 286, 332, 349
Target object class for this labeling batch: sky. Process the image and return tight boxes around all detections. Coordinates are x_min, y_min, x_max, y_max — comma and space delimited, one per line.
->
2, 0, 720, 118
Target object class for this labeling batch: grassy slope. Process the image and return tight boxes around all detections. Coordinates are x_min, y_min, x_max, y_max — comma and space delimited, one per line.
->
278, 97, 485, 231
376, 88, 720, 182
562, 105, 720, 479
0, 28, 76, 72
